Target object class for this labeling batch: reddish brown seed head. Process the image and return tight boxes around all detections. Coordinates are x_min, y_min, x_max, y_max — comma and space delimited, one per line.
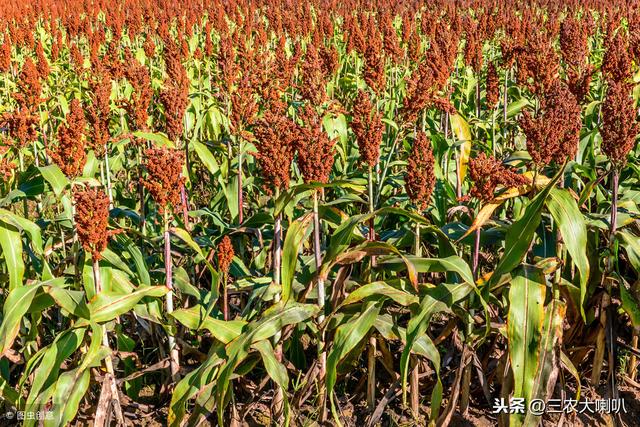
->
351, 90, 384, 168
160, 41, 190, 141
602, 29, 632, 84
0, 37, 10, 73
35, 41, 49, 80
141, 147, 185, 212
469, 153, 528, 202
251, 102, 297, 193
295, 104, 336, 184
600, 80, 638, 168
15, 57, 41, 111
520, 80, 582, 166
0, 109, 38, 148
48, 99, 87, 178
485, 62, 500, 109
405, 131, 436, 211
217, 235, 234, 274
86, 74, 112, 157
74, 187, 111, 260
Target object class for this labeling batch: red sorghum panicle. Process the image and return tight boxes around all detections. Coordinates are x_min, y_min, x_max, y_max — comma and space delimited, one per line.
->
295, 104, 336, 184
0, 37, 10, 73
124, 54, 152, 131
560, 15, 589, 71
1, 109, 38, 148
485, 62, 500, 109
251, 102, 297, 193
600, 80, 639, 168
217, 235, 234, 273
469, 153, 528, 202
70, 42, 84, 71
48, 99, 87, 178
141, 147, 185, 211
218, 35, 238, 94
74, 187, 111, 260
516, 28, 558, 95
405, 131, 436, 211
0, 156, 15, 181
362, 23, 386, 95
87, 75, 112, 157
602, 29, 632, 84
35, 41, 49, 80
520, 80, 582, 166
160, 41, 190, 141
402, 19, 459, 122
299, 42, 327, 105
351, 90, 384, 168
15, 57, 41, 110
144, 33, 156, 58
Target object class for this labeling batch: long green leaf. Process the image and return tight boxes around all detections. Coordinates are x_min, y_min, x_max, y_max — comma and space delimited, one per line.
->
546, 188, 589, 319
508, 266, 546, 426
0, 219, 24, 290
489, 173, 559, 288
281, 212, 313, 303
0, 279, 64, 357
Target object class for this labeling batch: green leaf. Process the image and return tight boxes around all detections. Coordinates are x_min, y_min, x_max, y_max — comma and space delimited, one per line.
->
46, 368, 90, 427
172, 227, 217, 276
489, 173, 559, 288
215, 303, 318, 426
170, 306, 246, 344
620, 279, 640, 328
38, 165, 69, 197
399, 281, 473, 417
380, 255, 475, 288
327, 299, 382, 425
546, 188, 589, 319
281, 212, 313, 303
0, 219, 24, 291
449, 113, 472, 183
253, 339, 289, 392
339, 281, 418, 308
44, 286, 90, 319
0, 209, 45, 255
132, 131, 175, 148
523, 299, 566, 427
23, 327, 87, 418
0, 279, 64, 357
192, 140, 220, 176
508, 266, 546, 426
88, 286, 168, 323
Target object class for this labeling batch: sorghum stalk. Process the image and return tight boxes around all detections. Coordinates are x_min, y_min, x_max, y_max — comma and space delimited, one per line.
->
238, 137, 244, 224
410, 222, 421, 418
313, 190, 327, 420
367, 165, 376, 410
164, 210, 180, 381
104, 146, 114, 210
92, 258, 125, 426
272, 188, 284, 421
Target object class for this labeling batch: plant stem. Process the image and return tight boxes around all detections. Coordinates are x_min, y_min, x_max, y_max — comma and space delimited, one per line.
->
164, 210, 180, 382
367, 334, 377, 410
222, 270, 229, 321
272, 188, 284, 421
104, 146, 114, 210
92, 257, 124, 426
313, 190, 327, 421
410, 222, 421, 418
237, 137, 243, 224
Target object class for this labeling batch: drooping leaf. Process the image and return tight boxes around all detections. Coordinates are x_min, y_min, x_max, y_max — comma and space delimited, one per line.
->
546, 188, 590, 319
507, 266, 546, 426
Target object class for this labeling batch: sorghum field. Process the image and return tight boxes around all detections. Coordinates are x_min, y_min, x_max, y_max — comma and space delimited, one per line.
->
1, 0, 640, 425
